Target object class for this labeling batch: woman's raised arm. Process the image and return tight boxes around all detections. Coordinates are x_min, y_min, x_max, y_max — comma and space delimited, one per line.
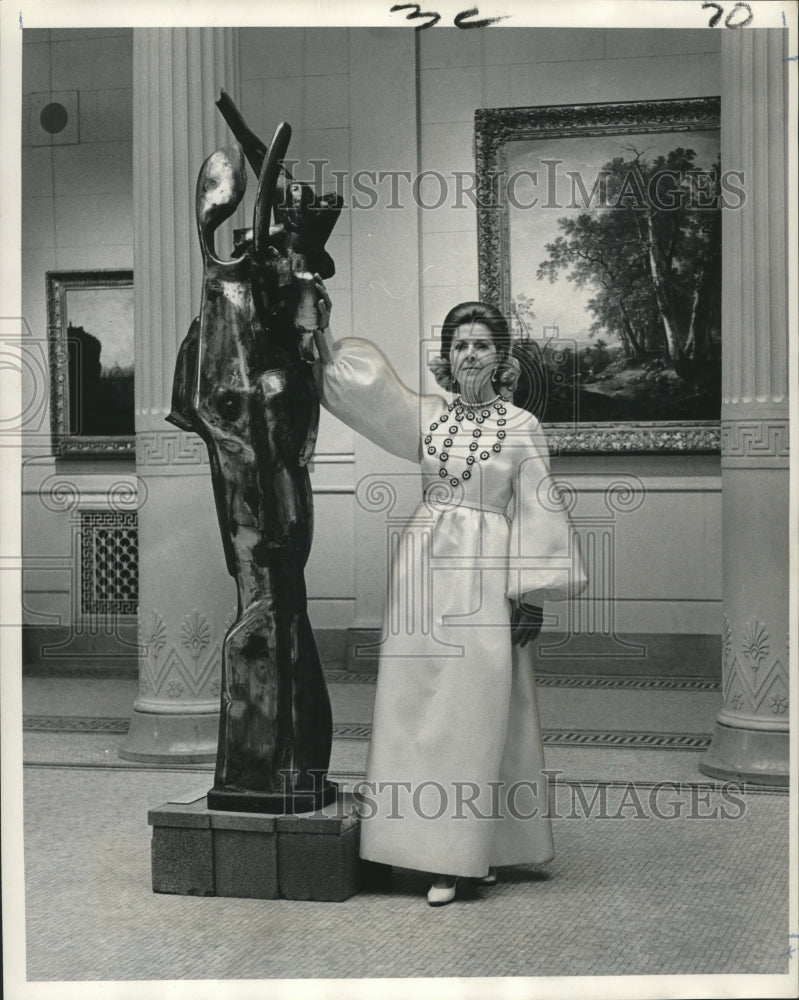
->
309, 274, 440, 464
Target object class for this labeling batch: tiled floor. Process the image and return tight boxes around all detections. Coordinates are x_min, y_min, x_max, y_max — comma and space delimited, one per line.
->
14, 669, 795, 993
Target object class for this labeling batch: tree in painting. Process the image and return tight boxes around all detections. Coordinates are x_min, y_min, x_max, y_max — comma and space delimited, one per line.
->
537, 146, 721, 421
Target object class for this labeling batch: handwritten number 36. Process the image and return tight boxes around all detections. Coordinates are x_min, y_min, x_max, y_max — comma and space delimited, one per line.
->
702, 2, 754, 28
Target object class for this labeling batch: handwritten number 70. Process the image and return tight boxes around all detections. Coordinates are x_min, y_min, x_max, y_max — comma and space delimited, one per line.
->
390, 4, 509, 29
702, 2, 754, 27
392, 2, 752, 30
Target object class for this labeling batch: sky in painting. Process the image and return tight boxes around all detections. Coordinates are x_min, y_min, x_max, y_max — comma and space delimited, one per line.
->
66, 287, 135, 371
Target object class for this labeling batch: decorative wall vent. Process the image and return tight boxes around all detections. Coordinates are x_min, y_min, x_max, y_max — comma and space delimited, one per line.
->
80, 511, 138, 615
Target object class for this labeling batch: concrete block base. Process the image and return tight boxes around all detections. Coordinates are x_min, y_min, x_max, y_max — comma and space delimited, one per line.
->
148, 792, 363, 901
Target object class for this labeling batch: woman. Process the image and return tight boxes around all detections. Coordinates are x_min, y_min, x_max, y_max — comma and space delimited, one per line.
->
312, 284, 586, 906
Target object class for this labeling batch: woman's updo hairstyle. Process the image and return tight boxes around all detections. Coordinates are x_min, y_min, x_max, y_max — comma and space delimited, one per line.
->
428, 300, 519, 394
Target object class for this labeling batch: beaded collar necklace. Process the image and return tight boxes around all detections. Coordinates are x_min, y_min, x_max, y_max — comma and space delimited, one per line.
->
424, 395, 508, 487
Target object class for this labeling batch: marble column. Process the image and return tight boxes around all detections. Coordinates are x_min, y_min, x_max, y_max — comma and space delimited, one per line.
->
699, 30, 789, 785
348, 27, 422, 652
120, 29, 240, 761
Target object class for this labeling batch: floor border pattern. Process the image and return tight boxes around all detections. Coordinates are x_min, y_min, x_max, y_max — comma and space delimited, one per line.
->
24, 715, 713, 750
323, 671, 721, 691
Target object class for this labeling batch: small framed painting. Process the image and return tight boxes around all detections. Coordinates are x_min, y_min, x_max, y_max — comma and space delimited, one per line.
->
47, 269, 135, 457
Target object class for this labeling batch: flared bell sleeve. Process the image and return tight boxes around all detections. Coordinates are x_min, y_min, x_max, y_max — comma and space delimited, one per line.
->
505, 413, 588, 604
316, 337, 437, 464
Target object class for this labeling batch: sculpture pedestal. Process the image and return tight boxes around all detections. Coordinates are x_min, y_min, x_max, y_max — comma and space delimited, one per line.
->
207, 780, 338, 815
148, 792, 363, 901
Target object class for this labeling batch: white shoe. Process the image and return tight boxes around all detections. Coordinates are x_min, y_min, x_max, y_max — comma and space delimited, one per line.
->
427, 876, 458, 906
478, 867, 497, 885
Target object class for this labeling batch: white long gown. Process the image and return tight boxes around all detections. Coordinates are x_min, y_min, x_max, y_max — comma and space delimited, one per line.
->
319, 338, 587, 878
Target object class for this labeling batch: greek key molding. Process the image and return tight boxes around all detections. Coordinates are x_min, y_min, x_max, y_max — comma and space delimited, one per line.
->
137, 423, 723, 465
136, 429, 209, 474
136, 429, 357, 480
721, 419, 789, 465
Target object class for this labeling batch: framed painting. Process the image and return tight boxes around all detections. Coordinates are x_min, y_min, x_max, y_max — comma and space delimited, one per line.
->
47, 269, 135, 457
476, 97, 722, 453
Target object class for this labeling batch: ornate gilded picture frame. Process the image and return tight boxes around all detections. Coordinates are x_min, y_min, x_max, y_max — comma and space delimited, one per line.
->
476, 97, 721, 453
47, 269, 135, 457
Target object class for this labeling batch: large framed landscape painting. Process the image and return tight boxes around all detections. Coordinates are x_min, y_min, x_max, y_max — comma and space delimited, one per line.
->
476, 97, 722, 453
47, 269, 135, 457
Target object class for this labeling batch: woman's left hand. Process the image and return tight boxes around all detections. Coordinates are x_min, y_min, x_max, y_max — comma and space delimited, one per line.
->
510, 601, 544, 647
313, 273, 332, 330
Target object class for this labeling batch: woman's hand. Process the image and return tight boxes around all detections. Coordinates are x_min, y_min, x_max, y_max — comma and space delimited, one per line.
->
311, 274, 335, 365
510, 601, 544, 647
314, 273, 332, 331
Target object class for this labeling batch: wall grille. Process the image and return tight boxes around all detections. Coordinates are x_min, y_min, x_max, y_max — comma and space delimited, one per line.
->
80, 511, 138, 615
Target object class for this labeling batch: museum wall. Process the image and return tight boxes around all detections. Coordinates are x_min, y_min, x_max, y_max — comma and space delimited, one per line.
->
22, 26, 724, 670
21, 28, 136, 657
21, 29, 133, 346
238, 26, 723, 647
414, 27, 723, 641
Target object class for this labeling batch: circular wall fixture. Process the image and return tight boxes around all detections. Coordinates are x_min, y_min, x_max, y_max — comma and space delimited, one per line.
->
40, 102, 69, 135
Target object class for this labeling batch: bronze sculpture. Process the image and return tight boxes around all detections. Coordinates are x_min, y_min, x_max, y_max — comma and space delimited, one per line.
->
167, 93, 343, 813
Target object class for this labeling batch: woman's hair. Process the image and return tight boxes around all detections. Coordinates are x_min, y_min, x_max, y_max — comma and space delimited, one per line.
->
428, 301, 519, 394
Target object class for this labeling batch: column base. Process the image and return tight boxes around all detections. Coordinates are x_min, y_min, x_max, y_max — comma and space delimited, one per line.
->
118, 707, 219, 763
699, 720, 788, 787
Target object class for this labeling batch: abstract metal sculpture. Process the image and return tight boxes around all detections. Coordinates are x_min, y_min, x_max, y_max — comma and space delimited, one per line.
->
167, 93, 343, 813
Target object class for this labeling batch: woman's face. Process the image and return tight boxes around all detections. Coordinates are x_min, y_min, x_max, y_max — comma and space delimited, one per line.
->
449, 322, 499, 397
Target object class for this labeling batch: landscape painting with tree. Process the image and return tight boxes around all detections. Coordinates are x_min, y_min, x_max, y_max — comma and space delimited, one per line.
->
476, 98, 722, 452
